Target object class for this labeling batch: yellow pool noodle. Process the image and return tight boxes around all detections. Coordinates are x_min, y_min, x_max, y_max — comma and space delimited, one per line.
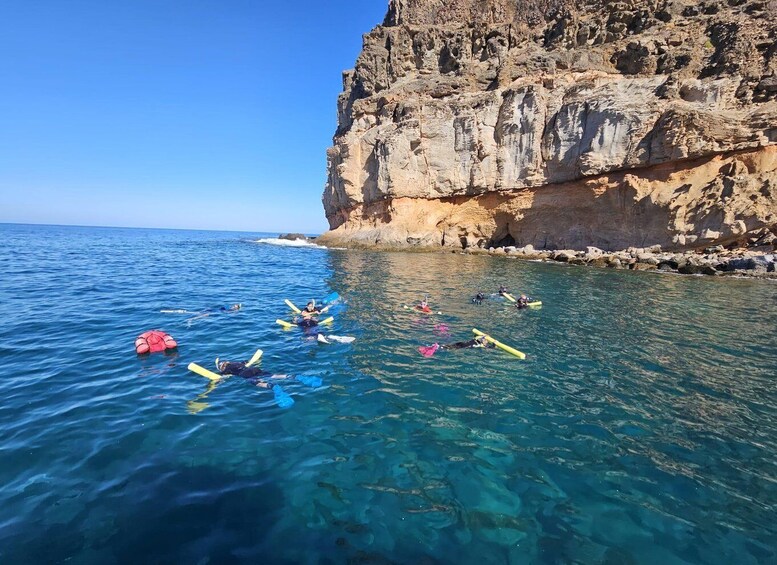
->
188, 362, 224, 382
472, 328, 526, 359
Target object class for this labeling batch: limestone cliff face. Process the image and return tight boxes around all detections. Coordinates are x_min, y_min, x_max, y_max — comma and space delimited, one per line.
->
321, 0, 777, 250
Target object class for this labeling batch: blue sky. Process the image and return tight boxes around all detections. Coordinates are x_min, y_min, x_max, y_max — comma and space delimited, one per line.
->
0, 0, 387, 234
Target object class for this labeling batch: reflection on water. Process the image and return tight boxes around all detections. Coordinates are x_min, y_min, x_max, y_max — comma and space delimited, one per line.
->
0, 224, 775, 564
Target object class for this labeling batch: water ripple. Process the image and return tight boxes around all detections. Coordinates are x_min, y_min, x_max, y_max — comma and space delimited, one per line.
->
0, 225, 775, 564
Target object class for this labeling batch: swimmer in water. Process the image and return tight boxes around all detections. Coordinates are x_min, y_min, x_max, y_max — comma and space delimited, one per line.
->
214, 352, 321, 390
299, 300, 323, 319
418, 335, 494, 357
186, 303, 242, 324
415, 296, 433, 313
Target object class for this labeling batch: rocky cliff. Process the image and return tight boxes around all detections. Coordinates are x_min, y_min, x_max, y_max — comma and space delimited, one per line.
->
320, 0, 777, 251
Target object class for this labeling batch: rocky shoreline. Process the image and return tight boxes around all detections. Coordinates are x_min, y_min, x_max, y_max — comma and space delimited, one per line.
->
474, 243, 777, 279
315, 228, 777, 279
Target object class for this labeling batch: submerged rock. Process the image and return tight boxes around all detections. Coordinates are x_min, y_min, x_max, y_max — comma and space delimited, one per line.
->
279, 233, 308, 241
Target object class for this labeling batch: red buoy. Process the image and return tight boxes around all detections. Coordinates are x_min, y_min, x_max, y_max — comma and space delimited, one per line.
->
135, 330, 177, 355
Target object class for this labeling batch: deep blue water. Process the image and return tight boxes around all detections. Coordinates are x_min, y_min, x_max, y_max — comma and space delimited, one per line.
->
1, 223, 775, 564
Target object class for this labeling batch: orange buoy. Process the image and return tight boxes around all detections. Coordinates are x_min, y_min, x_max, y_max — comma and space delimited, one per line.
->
135, 330, 177, 355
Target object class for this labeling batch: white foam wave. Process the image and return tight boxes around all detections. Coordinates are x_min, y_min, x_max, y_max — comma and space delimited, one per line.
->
254, 237, 326, 249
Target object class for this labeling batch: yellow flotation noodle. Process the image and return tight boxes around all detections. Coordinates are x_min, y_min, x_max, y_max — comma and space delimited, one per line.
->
278, 316, 333, 328
527, 301, 542, 308
284, 299, 301, 313
246, 348, 263, 367
503, 293, 517, 302
188, 362, 224, 382
472, 328, 526, 359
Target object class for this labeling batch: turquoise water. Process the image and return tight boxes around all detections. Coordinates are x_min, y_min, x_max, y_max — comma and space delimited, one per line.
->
1, 223, 775, 564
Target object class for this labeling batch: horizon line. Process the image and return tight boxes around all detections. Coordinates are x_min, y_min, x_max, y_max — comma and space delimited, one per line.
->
0, 221, 323, 237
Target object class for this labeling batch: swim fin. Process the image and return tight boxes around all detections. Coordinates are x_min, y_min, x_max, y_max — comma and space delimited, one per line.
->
296, 375, 323, 388
246, 349, 263, 367
322, 292, 340, 305
418, 344, 440, 358
272, 385, 294, 408
328, 335, 355, 344
317, 334, 330, 344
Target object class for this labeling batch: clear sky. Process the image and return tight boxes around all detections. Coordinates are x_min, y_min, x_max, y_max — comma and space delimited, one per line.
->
0, 0, 388, 234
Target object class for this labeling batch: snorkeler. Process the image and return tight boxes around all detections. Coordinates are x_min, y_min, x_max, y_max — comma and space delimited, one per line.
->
415, 296, 433, 313
418, 335, 494, 357
441, 335, 493, 350
299, 300, 323, 319
515, 294, 535, 309
162, 303, 241, 315
295, 316, 320, 329
472, 291, 486, 305
181, 303, 243, 325
216, 359, 277, 388
214, 351, 321, 389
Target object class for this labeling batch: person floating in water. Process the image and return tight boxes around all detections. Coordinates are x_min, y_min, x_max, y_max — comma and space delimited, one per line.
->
418, 335, 494, 357
215, 357, 321, 388
498, 285, 510, 297
184, 303, 242, 325
216, 359, 278, 389
415, 296, 433, 313
299, 300, 323, 319
294, 316, 321, 331
442, 335, 493, 350
515, 294, 534, 309
472, 291, 486, 305
210, 350, 321, 409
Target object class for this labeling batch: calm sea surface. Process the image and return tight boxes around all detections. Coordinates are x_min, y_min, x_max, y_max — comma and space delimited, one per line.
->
0, 223, 775, 564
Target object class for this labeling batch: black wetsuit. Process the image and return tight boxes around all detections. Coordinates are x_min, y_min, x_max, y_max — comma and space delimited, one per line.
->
442, 339, 494, 350
298, 317, 319, 328
219, 362, 270, 379
472, 292, 486, 305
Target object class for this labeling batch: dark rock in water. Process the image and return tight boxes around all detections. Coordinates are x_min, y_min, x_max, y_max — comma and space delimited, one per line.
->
658, 259, 680, 270
725, 254, 776, 270
552, 250, 577, 262
678, 260, 717, 275
279, 233, 308, 241
724, 257, 754, 270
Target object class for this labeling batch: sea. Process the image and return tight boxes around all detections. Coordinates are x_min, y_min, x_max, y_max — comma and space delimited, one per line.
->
0, 223, 775, 564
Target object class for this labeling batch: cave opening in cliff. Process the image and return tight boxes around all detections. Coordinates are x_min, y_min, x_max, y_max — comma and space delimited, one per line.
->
491, 233, 516, 248
490, 213, 516, 248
